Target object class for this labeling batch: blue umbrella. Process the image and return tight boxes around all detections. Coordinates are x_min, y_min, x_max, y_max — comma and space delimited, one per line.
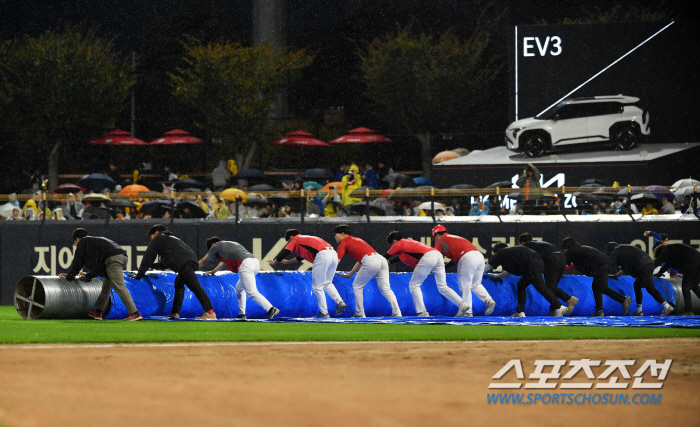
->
172, 179, 205, 191
645, 185, 674, 200
78, 173, 116, 192
139, 200, 174, 216
413, 177, 433, 186
616, 186, 644, 197
234, 169, 266, 179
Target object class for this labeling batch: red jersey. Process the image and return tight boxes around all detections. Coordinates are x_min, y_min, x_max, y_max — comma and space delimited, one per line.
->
434, 234, 478, 263
278, 235, 334, 263
337, 236, 377, 263
386, 238, 436, 268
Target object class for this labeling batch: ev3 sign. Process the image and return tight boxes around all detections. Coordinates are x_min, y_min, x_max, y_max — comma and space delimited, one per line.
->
523, 36, 562, 57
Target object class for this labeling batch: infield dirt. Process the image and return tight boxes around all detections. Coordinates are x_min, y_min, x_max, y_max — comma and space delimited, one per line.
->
0, 338, 698, 427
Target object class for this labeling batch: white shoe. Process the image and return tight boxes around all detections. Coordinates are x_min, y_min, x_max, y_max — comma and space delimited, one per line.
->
417, 311, 430, 317
511, 311, 525, 317
554, 306, 567, 317
456, 303, 470, 317
661, 304, 673, 316
484, 299, 496, 316
392, 312, 402, 317
464, 311, 474, 317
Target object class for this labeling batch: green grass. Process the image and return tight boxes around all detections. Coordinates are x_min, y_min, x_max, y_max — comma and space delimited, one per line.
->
1, 307, 699, 344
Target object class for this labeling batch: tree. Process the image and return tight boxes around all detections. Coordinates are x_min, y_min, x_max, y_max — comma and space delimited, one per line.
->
360, 27, 500, 178
0, 29, 134, 190
170, 41, 313, 171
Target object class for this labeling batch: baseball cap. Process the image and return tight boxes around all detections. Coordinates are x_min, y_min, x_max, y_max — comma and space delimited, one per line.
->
431, 224, 447, 237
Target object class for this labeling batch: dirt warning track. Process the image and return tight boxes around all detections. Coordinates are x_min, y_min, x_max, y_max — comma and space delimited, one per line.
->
0, 339, 698, 427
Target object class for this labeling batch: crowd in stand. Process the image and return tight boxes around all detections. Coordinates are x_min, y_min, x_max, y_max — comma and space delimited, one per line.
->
1, 161, 698, 221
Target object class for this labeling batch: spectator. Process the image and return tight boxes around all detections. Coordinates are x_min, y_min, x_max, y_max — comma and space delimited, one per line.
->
227, 159, 238, 177
7, 193, 20, 208
335, 164, 348, 181
402, 202, 413, 216
211, 160, 230, 191
23, 208, 36, 220
598, 200, 608, 214
435, 209, 445, 217
7, 207, 22, 220
306, 188, 324, 217
133, 164, 145, 185
515, 163, 541, 204
211, 197, 229, 219
29, 169, 43, 190
52, 208, 66, 220
468, 202, 483, 216
323, 186, 342, 217
61, 193, 84, 220
641, 203, 658, 215
509, 200, 523, 215
445, 207, 455, 216
341, 165, 362, 205
609, 197, 626, 214
22, 192, 41, 215
362, 163, 380, 189
278, 204, 292, 217
248, 203, 262, 218
681, 195, 691, 213
259, 204, 272, 218
108, 163, 122, 186
376, 161, 389, 183
660, 195, 675, 214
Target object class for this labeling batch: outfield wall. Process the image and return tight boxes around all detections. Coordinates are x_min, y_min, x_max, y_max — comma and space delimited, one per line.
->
1, 218, 699, 305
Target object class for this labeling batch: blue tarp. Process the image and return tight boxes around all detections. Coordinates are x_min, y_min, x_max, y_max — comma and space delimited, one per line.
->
104, 271, 680, 322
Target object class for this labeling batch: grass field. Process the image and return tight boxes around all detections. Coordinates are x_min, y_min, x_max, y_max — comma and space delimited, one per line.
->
2, 306, 699, 344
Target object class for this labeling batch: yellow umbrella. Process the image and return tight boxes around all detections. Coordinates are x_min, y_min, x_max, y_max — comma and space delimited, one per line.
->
220, 188, 249, 202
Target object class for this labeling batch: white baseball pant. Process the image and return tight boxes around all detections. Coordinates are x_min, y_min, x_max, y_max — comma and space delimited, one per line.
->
409, 250, 464, 315
353, 254, 401, 317
236, 257, 273, 315
457, 251, 492, 315
312, 249, 344, 315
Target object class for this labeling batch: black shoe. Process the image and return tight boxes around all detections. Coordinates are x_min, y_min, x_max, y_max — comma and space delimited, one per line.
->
314, 313, 330, 318
335, 302, 347, 316
168, 312, 179, 319
631, 310, 644, 316
267, 307, 280, 319
678, 311, 694, 316
622, 297, 633, 315
592, 310, 604, 317
236, 314, 247, 319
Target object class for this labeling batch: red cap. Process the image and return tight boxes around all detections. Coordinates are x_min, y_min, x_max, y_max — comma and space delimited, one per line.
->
431, 224, 447, 237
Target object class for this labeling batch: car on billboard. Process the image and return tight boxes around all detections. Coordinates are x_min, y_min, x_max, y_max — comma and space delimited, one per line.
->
505, 95, 650, 157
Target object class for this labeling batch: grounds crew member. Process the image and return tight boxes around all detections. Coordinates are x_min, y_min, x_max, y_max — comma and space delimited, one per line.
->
199, 237, 280, 320
561, 237, 632, 317
131, 224, 216, 319
335, 224, 401, 317
268, 229, 347, 318
432, 225, 496, 316
605, 242, 673, 316
59, 228, 141, 321
486, 243, 567, 317
654, 243, 700, 315
519, 232, 579, 315
384, 231, 470, 317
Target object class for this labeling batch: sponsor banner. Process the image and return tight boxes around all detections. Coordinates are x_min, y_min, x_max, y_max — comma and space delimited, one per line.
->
1, 219, 699, 305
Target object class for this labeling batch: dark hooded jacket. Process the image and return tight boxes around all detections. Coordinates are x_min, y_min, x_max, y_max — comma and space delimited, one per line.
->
136, 230, 198, 278
604, 242, 654, 277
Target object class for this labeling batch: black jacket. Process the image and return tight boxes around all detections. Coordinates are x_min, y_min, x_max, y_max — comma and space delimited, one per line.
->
136, 230, 198, 278
605, 243, 654, 277
523, 240, 561, 259
655, 243, 700, 274
489, 246, 544, 276
565, 245, 610, 276
65, 236, 126, 280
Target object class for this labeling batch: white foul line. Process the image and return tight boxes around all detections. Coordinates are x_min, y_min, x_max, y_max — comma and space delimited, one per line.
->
0, 338, 696, 350
537, 21, 675, 117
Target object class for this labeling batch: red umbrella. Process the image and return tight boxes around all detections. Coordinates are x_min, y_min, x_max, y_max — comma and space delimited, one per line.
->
330, 127, 393, 144
87, 129, 148, 145
149, 129, 205, 145
271, 130, 329, 147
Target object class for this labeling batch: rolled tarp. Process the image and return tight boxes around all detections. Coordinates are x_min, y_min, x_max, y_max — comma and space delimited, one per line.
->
16, 272, 679, 320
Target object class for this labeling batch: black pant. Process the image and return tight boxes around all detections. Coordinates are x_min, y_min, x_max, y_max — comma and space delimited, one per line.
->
543, 252, 572, 311
516, 260, 562, 313
632, 264, 666, 306
172, 261, 213, 314
589, 265, 626, 312
680, 263, 700, 313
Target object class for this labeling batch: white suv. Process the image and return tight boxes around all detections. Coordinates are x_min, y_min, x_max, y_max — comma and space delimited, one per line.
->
505, 95, 650, 157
